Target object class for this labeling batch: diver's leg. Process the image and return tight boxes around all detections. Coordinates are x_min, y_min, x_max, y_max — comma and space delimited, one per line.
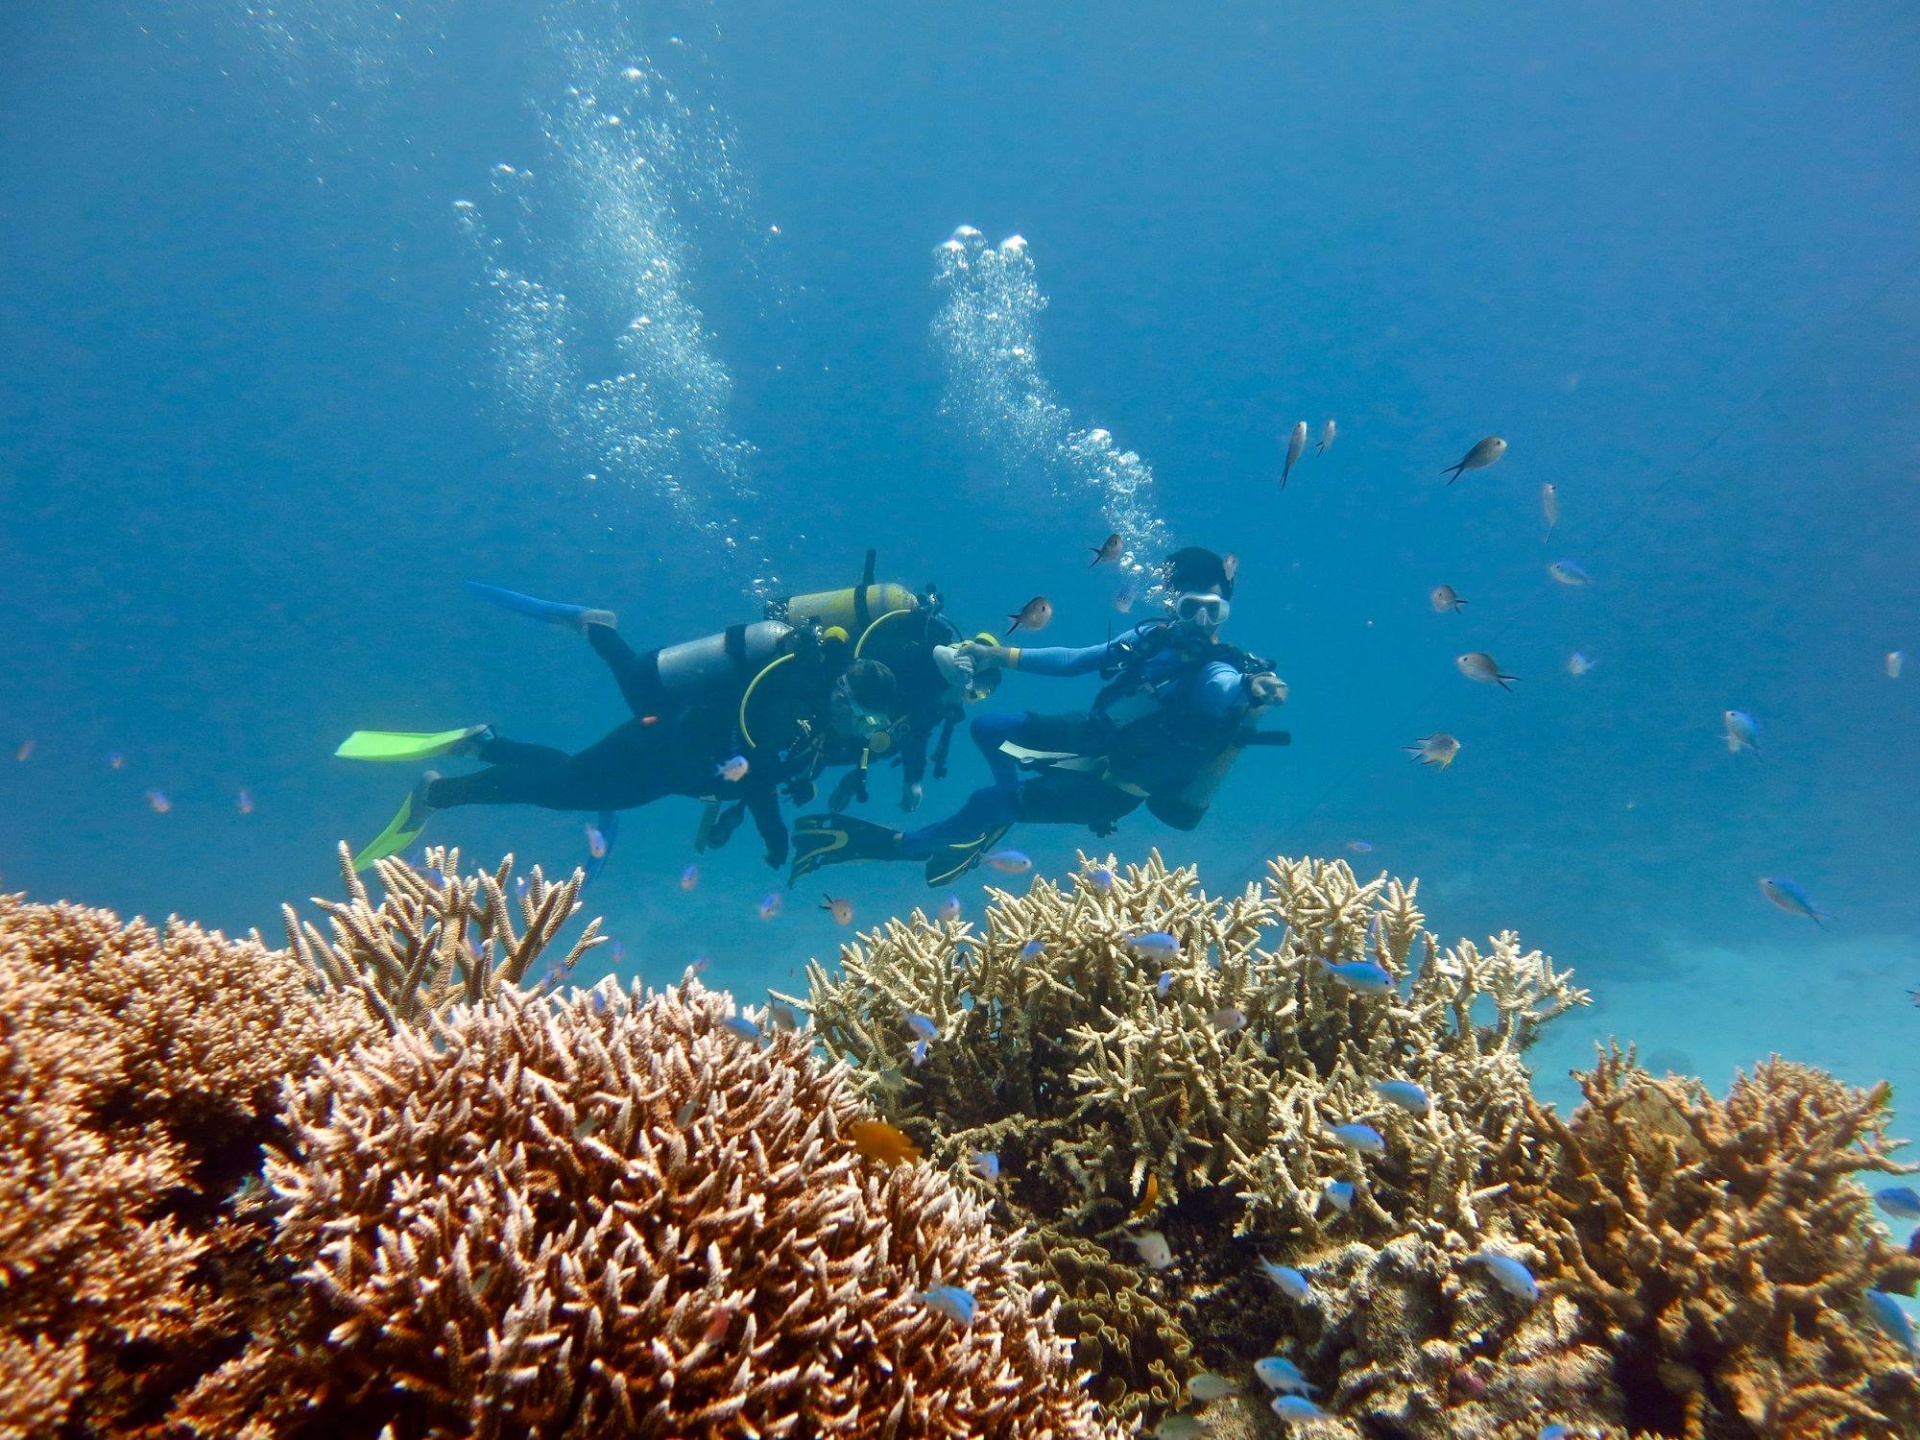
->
971, 711, 1108, 787
969, 712, 1028, 786
473, 736, 571, 768
428, 720, 671, 812
586, 622, 668, 718
897, 783, 1023, 860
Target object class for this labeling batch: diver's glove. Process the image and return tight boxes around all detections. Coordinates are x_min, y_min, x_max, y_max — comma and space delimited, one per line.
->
901, 780, 923, 813
784, 776, 817, 806
829, 769, 867, 812
765, 833, 790, 869
932, 644, 975, 689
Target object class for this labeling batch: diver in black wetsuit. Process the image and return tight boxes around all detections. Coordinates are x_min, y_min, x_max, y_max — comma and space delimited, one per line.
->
342, 598, 898, 872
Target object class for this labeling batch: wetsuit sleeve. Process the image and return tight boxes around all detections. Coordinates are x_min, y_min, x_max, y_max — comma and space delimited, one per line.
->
1193, 661, 1246, 719
1007, 636, 1124, 677
742, 774, 789, 867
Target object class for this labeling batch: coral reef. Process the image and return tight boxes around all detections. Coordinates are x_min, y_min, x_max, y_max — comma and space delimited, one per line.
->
0, 894, 379, 1437
792, 852, 1586, 1243
191, 977, 1120, 1439
283, 843, 604, 1032
1508, 1048, 1920, 1439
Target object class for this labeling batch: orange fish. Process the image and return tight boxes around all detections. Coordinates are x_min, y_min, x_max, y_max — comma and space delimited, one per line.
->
1130, 1171, 1159, 1220
1005, 596, 1052, 635
848, 1119, 922, 1168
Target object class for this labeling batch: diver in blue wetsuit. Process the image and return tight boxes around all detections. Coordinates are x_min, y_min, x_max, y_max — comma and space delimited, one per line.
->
788, 547, 1289, 886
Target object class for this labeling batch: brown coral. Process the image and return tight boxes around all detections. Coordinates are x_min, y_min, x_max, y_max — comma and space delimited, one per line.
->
195, 979, 1120, 1439
0, 894, 379, 1438
1509, 1047, 1920, 1439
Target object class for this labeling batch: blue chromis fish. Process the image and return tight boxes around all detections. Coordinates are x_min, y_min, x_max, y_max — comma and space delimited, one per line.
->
1127, 931, 1181, 960
910, 1037, 930, 1067
757, 893, 782, 920
1539, 1427, 1570, 1440
1157, 970, 1176, 998
1722, 709, 1760, 753
1086, 865, 1115, 891
1346, 839, 1374, 854
1547, 559, 1591, 586
143, 788, 172, 812
1020, 940, 1047, 960
1258, 1260, 1312, 1302
585, 823, 608, 859
1442, 434, 1506, 482
1889, 650, 1905, 679
1270, 1394, 1332, 1424
985, 848, 1033, 874
1328, 1122, 1386, 1155
1319, 958, 1396, 995
717, 754, 750, 782
915, 1285, 977, 1325
1759, 877, 1827, 926
1457, 651, 1518, 689
1875, 1186, 1920, 1220
1465, 1249, 1541, 1303
1253, 1355, 1316, 1394
1568, 651, 1596, 676
721, 1016, 763, 1044
1403, 732, 1461, 768
1323, 1180, 1355, 1213
680, 863, 699, 890
905, 1012, 939, 1041
939, 895, 963, 922
1866, 1290, 1917, 1356
1371, 1080, 1432, 1115
968, 1150, 1000, 1182
1281, 419, 1307, 487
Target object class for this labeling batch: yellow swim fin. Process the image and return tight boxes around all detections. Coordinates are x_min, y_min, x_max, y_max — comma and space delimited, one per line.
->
335, 726, 488, 763
350, 774, 438, 871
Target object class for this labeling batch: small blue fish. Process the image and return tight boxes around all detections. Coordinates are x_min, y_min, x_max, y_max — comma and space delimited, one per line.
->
1346, 839, 1373, 854
1318, 958, 1396, 995
609, 942, 626, 966
1127, 931, 1180, 961
1371, 1080, 1432, 1116
1722, 709, 1760, 754
1328, 1122, 1386, 1155
717, 754, 750, 782
1269, 1394, 1331, 1424
513, 875, 529, 899
689, 954, 710, 975
758, 893, 782, 920
1865, 1290, 1917, 1357
968, 1150, 1000, 1182
1020, 940, 1047, 960
985, 848, 1033, 874
940, 895, 963, 923
1547, 559, 1591, 586
1465, 1249, 1540, 1303
1875, 1187, 1920, 1220
585, 823, 608, 859
910, 1037, 930, 1067
905, 1013, 939, 1042
1087, 865, 1115, 892
1759, 877, 1827, 927
1568, 651, 1596, 676
1323, 1180, 1355, 1213
916, 1284, 977, 1325
721, 1016, 763, 1044
680, 864, 699, 891
1539, 1428, 1570, 1440
1258, 1260, 1312, 1302
1157, 970, 1176, 998
1252, 1355, 1316, 1395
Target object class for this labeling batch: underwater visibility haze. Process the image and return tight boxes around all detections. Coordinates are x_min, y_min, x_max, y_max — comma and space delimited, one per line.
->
3, 1, 1920, 1435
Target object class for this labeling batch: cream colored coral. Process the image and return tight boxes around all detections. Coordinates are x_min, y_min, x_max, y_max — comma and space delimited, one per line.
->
792, 852, 1587, 1241
283, 842, 604, 1030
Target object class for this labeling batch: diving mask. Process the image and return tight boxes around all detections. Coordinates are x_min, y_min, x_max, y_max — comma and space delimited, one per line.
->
1172, 591, 1230, 629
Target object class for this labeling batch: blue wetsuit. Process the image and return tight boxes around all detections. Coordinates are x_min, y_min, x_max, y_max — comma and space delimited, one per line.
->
899, 623, 1250, 857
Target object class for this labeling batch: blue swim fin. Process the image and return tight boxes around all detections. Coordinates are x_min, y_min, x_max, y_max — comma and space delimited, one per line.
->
466, 581, 616, 631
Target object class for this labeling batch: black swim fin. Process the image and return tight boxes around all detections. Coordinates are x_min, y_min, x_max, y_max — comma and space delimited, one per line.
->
788, 813, 903, 885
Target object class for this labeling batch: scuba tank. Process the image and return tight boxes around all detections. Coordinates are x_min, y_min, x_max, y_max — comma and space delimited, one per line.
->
627, 620, 795, 713
765, 549, 920, 638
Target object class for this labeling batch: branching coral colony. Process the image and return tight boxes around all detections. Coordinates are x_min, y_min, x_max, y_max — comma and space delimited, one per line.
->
9, 849, 1920, 1440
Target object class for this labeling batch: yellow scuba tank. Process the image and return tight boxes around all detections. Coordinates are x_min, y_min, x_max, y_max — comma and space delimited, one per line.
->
766, 548, 918, 639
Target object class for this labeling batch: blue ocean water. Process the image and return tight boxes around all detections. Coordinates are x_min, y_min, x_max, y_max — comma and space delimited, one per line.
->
3, 1, 1916, 1111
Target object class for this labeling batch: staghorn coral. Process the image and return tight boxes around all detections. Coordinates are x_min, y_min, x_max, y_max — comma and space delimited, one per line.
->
283, 843, 604, 1031
791, 851, 1586, 1244
191, 978, 1122, 1439
0, 894, 379, 1438
1506, 1047, 1920, 1439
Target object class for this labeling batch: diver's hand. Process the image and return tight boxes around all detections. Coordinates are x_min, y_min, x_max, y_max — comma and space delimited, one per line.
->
829, 770, 866, 811
784, 777, 816, 806
959, 641, 1011, 670
1249, 673, 1288, 707
901, 780, 923, 813
765, 837, 789, 869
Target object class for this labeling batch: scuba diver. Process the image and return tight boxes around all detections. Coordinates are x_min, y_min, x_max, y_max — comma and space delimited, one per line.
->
337, 554, 988, 873
788, 546, 1289, 887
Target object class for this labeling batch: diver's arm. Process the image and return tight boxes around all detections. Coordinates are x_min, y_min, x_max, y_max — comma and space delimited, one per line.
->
967, 634, 1127, 677
742, 774, 789, 868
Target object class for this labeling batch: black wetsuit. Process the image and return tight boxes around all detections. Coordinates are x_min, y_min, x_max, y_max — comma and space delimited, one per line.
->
425, 624, 798, 864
